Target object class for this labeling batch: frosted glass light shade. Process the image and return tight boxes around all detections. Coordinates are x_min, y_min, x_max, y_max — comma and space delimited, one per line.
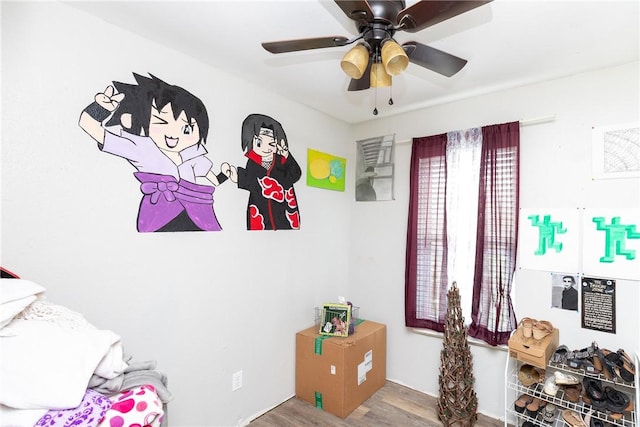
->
340, 44, 369, 79
381, 40, 409, 76
370, 63, 392, 87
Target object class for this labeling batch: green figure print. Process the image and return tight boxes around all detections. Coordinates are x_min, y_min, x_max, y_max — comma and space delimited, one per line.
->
528, 214, 567, 255
592, 216, 640, 263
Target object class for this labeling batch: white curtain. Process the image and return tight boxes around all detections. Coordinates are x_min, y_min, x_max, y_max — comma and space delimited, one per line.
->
446, 128, 482, 324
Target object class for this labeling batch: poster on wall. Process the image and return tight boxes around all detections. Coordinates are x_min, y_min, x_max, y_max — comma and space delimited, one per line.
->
518, 208, 580, 272
78, 73, 234, 233
306, 148, 346, 192
550, 273, 579, 311
582, 208, 640, 280
581, 276, 616, 334
592, 122, 639, 180
355, 134, 395, 201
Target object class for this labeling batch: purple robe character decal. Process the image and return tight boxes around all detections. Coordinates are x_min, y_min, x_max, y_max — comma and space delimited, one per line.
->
78, 73, 233, 232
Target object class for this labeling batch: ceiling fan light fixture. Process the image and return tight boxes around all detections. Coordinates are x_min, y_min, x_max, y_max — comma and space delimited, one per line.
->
370, 62, 391, 88
340, 44, 369, 79
381, 40, 409, 76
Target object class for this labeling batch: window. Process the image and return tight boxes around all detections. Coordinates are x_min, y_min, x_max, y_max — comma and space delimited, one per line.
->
405, 122, 520, 346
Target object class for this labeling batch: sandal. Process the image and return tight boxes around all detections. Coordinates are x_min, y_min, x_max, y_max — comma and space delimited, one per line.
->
582, 410, 603, 427
542, 403, 557, 423
519, 317, 536, 339
543, 376, 559, 396
604, 386, 631, 413
617, 348, 636, 381
554, 370, 580, 385
551, 345, 569, 363
618, 348, 636, 370
519, 364, 541, 386
594, 343, 619, 381
525, 397, 545, 418
561, 384, 582, 403
562, 386, 580, 403
514, 394, 532, 413
592, 354, 603, 373
609, 412, 623, 421
566, 344, 596, 360
532, 320, 554, 340
567, 357, 601, 374
606, 349, 635, 382
562, 409, 587, 427
583, 377, 607, 410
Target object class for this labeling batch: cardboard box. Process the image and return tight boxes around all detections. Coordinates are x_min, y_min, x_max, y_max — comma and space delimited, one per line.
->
295, 320, 386, 418
508, 325, 559, 369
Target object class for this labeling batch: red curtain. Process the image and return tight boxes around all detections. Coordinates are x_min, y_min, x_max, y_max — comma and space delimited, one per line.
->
468, 122, 520, 345
405, 133, 448, 331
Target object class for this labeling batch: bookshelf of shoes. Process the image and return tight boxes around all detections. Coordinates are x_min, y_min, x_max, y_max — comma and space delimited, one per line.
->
505, 343, 638, 427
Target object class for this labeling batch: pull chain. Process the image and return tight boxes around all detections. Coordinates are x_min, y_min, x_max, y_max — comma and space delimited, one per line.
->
388, 85, 394, 106
373, 85, 378, 115
373, 61, 378, 115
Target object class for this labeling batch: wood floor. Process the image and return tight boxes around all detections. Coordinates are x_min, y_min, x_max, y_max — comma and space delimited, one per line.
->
249, 381, 506, 427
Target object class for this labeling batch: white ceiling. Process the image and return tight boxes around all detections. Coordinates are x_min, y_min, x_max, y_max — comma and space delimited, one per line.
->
66, 0, 639, 125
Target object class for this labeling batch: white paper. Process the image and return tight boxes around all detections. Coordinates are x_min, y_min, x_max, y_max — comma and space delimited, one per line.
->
364, 350, 373, 372
357, 361, 367, 385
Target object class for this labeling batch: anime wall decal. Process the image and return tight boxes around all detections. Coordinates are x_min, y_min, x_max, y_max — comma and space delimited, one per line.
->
225, 114, 301, 230
78, 73, 233, 232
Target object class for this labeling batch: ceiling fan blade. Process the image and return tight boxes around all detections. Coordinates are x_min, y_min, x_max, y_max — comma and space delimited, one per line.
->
403, 42, 467, 77
262, 36, 350, 54
397, 1, 492, 33
348, 58, 372, 91
334, 1, 374, 23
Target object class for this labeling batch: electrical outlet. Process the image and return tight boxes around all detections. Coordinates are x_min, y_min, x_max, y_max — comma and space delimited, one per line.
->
232, 370, 243, 391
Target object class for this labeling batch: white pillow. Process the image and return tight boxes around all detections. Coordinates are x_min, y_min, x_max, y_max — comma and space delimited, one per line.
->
0, 279, 46, 329
0, 295, 37, 329
0, 279, 46, 304
0, 319, 125, 409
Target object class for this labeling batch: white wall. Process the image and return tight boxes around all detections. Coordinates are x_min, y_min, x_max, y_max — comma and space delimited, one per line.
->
348, 61, 640, 419
1, 3, 351, 426
2, 1, 639, 426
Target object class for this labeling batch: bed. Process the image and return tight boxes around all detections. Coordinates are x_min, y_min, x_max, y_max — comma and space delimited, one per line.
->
0, 267, 171, 427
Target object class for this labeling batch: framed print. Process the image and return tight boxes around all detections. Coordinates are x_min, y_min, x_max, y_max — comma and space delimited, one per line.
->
582, 208, 640, 280
518, 207, 580, 272
319, 303, 351, 337
307, 148, 346, 191
356, 134, 395, 201
592, 122, 639, 180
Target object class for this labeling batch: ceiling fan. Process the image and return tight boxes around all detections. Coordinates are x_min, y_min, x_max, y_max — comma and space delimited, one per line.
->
262, 1, 492, 92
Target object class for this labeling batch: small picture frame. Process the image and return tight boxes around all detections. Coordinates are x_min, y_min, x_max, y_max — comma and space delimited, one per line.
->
319, 303, 351, 337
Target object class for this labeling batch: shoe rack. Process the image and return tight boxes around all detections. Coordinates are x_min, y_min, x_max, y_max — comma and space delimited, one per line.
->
505, 355, 638, 427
